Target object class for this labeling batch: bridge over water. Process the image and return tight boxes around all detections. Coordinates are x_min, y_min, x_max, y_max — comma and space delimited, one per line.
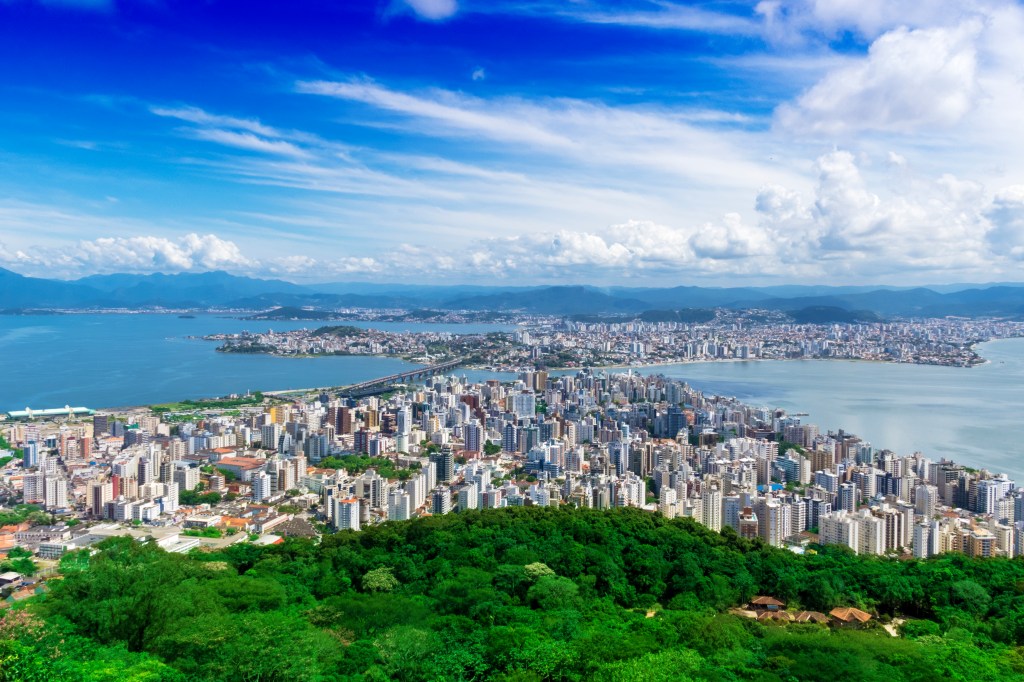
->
338, 358, 464, 397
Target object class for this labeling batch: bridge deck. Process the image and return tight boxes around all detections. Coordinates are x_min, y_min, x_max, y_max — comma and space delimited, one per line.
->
339, 359, 463, 395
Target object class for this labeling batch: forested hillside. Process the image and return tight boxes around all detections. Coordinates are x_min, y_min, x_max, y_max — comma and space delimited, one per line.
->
3, 507, 1024, 681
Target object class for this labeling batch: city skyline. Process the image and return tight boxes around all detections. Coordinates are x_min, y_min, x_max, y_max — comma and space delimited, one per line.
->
2, 1, 1024, 285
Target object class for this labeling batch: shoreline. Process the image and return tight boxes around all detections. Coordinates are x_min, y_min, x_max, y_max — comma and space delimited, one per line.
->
83, 350, 998, 415
4, 350, 999, 418
8, 339, 1024, 479
3, 339, 1012, 418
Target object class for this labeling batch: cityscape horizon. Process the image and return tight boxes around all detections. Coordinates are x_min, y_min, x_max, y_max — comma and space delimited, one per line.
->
4, 1, 1024, 679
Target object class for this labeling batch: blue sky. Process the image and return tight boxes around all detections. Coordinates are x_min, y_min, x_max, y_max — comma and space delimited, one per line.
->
1, 0, 1024, 285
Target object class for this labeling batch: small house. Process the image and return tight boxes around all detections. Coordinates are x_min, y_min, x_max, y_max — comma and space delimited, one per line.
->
750, 596, 786, 612
829, 607, 872, 627
0, 572, 22, 588
793, 611, 830, 624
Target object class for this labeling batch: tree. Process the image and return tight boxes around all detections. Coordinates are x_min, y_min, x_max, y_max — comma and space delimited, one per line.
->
527, 575, 579, 610
363, 566, 400, 593
15, 506, 1024, 681
6, 547, 32, 560
524, 562, 555, 582
1, 556, 36, 575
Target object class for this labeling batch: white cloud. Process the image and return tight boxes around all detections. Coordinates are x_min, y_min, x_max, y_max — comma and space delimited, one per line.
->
756, 0, 974, 42
151, 105, 343, 160
296, 77, 798, 199
985, 186, 1024, 260
401, 0, 458, 21
776, 22, 980, 135
474, 0, 1002, 43
0, 205, 253, 276
297, 79, 574, 149
561, 2, 761, 35
471, 67, 486, 81
134, 89, 1024, 284
750, 151, 998, 275
690, 213, 774, 260
151, 105, 281, 138
189, 129, 311, 158
6, 147, 1024, 285
71, 234, 250, 274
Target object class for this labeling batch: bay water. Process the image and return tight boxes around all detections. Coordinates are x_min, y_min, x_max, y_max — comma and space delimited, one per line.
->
1, 314, 1022, 480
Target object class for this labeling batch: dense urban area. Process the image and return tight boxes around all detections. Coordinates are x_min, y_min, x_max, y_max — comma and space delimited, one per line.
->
209, 312, 1024, 369
3, 365, 1020, 571
4, 320, 1024, 679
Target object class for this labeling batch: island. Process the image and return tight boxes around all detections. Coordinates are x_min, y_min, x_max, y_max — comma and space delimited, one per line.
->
205, 310, 1024, 369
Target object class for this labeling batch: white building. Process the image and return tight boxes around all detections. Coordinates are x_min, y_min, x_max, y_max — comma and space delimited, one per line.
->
251, 471, 273, 503
334, 497, 361, 531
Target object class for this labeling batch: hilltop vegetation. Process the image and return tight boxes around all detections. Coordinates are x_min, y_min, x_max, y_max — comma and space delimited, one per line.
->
243, 306, 338, 321
149, 392, 265, 413
312, 325, 366, 338
3, 507, 1024, 681
788, 306, 883, 324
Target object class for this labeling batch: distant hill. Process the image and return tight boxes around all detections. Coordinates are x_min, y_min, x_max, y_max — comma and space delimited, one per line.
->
607, 285, 773, 309
75, 271, 311, 307
0, 267, 106, 308
570, 308, 717, 324
443, 286, 650, 315
637, 308, 717, 323
788, 306, 883, 324
5, 267, 1024, 317
243, 306, 337, 321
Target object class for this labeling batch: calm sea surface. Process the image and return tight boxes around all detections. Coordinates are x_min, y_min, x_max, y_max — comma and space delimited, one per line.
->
1, 314, 1022, 480
628, 338, 1024, 481
0, 314, 512, 410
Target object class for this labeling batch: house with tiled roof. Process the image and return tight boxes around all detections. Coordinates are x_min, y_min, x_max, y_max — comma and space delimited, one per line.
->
829, 607, 873, 627
750, 596, 786, 611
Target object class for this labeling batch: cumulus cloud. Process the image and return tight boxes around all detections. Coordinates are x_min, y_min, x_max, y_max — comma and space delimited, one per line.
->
776, 22, 980, 135
985, 187, 1024, 260
811, 151, 884, 249
71, 234, 249, 274
748, 151, 998, 275
400, 0, 457, 21
5, 233, 251, 277
690, 214, 773, 260
6, 149, 1024, 284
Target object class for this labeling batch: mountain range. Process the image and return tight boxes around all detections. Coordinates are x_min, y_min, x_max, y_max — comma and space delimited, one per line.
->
3, 267, 1024, 319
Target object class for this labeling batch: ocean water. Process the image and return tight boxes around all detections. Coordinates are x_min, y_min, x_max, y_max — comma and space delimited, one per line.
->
1, 314, 1022, 480
627, 338, 1024, 481
0, 314, 512, 409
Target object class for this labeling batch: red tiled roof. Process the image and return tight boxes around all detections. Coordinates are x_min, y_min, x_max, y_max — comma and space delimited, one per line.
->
829, 607, 872, 622
794, 611, 829, 623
